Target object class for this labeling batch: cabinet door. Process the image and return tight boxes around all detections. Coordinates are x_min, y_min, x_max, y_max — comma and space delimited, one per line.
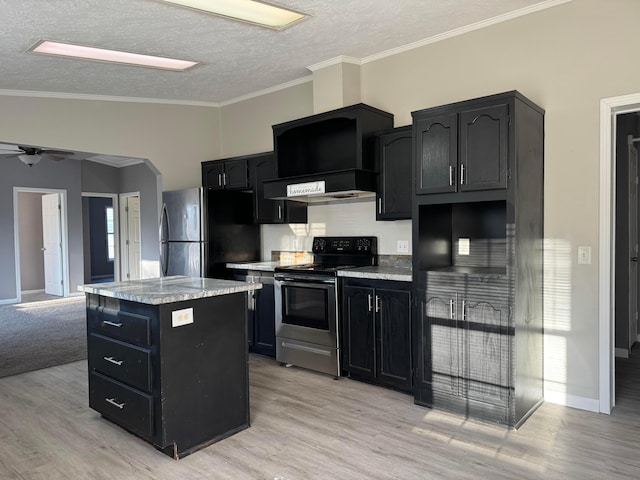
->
424, 288, 462, 398
250, 154, 282, 223
461, 298, 510, 407
376, 288, 412, 391
458, 104, 509, 191
377, 129, 412, 220
342, 285, 375, 378
250, 154, 307, 224
202, 162, 225, 190
223, 159, 249, 190
253, 282, 276, 357
414, 113, 457, 194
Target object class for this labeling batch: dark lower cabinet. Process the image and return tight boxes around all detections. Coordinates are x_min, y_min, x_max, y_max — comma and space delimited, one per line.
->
233, 270, 276, 358
342, 278, 412, 393
86, 292, 250, 459
415, 273, 513, 425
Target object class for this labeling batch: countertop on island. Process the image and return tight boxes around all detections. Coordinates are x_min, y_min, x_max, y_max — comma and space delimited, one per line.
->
337, 266, 412, 282
78, 275, 262, 305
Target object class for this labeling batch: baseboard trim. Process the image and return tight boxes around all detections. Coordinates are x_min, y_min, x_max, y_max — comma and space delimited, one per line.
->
544, 390, 600, 412
615, 348, 629, 358
0, 298, 19, 305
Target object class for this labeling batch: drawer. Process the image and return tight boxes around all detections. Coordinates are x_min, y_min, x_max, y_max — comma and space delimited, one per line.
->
87, 307, 151, 345
89, 371, 154, 439
88, 333, 152, 392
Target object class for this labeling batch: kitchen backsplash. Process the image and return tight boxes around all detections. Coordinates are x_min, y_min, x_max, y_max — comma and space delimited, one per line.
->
261, 198, 412, 260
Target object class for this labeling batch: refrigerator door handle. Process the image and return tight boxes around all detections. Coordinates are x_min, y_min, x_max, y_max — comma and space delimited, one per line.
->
160, 204, 169, 276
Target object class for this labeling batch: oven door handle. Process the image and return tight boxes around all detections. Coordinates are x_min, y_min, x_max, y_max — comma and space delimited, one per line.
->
275, 276, 336, 285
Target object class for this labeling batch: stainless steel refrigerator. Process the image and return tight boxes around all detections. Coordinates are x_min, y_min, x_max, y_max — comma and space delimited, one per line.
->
160, 187, 260, 278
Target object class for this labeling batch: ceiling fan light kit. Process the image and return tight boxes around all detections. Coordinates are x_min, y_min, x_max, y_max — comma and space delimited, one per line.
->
18, 154, 42, 167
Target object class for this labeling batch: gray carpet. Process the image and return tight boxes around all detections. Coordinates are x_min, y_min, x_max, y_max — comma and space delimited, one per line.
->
0, 294, 87, 378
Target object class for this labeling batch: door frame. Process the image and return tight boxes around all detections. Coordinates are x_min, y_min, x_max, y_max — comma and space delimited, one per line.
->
82, 192, 120, 283
119, 191, 141, 281
12, 187, 70, 304
599, 92, 640, 414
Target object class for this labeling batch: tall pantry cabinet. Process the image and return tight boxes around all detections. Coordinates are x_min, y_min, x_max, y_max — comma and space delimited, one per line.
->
411, 91, 544, 427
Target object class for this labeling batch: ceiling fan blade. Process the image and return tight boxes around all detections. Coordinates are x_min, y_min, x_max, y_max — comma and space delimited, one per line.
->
0, 145, 24, 154
40, 149, 74, 156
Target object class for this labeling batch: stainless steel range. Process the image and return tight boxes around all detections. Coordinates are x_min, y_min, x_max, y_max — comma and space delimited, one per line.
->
274, 236, 377, 377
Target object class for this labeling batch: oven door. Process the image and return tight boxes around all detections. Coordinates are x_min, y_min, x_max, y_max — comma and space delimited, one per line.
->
274, 274, 337, 348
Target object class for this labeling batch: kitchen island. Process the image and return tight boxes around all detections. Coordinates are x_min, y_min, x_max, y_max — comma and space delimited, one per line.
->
78, 276, 261, 459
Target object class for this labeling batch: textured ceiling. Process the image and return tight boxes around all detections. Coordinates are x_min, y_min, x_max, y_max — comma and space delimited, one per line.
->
0, 0, 556, 105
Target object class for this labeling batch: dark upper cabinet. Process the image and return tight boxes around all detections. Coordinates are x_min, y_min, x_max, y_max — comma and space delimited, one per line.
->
413, 102, 509, 195
248, 152, 307, 224
342, 278, 412, 393
376, 126, 412, 220
202, 158, 249, 191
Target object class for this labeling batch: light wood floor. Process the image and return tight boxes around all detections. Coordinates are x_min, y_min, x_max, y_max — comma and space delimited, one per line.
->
1, 354, 640, 480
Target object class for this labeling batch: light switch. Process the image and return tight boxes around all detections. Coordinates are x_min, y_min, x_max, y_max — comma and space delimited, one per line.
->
458, 238, 470, 256
577, 246, 592, 265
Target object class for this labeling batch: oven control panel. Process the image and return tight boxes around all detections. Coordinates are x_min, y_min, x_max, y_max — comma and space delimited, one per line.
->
312, 236, 377, 254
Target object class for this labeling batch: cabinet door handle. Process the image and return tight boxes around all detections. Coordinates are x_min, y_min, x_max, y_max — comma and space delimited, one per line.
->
460, 164, 465, 185
375, 295, 381, 313
449, 299, 455, 319
461, 300, 466, 321
378, 197, 382, 214
218, 173, 223, 187
223, 173, 227, 186
103, 320, 123, 328
103, 356, 123, 366
105, 398, 125, 409
449, 166, 454, 186
368, 294, 373, 312
278, 205, 282, 219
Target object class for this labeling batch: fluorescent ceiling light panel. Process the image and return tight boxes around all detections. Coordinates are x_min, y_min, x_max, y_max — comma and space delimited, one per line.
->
158, 0, 307, 30
29, 40, 198, 71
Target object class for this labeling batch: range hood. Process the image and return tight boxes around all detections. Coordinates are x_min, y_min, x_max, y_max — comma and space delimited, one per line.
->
265, 103, 393, 204
262, 169, 377, 203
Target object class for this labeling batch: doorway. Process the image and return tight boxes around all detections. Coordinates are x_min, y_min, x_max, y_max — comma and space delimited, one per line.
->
599, 93, 640, 414
120, 192, 141, 281
82, 193, 119, 283
13, 187, 70, 304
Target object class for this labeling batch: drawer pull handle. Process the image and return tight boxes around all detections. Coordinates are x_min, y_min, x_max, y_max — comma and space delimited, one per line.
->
103, 320, 123, 328
105, 397, 125, 409
103, 356, 123, 366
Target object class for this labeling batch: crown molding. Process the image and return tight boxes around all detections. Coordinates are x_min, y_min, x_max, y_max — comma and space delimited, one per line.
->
307, 56, 362, 72
361, 0, 573, 64
218, 75, 313, 107
0, 89, 221, 107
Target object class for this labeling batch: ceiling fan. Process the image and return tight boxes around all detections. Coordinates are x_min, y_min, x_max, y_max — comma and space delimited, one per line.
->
0, 143, 75, 166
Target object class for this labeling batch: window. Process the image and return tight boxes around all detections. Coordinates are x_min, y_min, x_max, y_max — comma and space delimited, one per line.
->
105, 206, 115, 261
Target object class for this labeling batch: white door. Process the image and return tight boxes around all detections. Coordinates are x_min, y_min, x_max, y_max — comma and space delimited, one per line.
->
41, 193, 63, 296
629, 139, 639, 350
123, 195, 141, 280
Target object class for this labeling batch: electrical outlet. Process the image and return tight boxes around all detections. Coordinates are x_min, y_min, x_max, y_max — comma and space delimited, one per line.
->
578, 245, 592, 265
397, 240, 409, 253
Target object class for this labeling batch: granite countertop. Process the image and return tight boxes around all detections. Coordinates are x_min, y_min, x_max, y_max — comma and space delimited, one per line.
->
225, 260, 313, 272
78, 276, 262, 305
225, 261, 285, 272
337, 266, 412, 282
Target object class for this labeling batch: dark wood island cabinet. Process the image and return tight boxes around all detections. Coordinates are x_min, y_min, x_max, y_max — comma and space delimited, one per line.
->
80, 276, 261, 459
